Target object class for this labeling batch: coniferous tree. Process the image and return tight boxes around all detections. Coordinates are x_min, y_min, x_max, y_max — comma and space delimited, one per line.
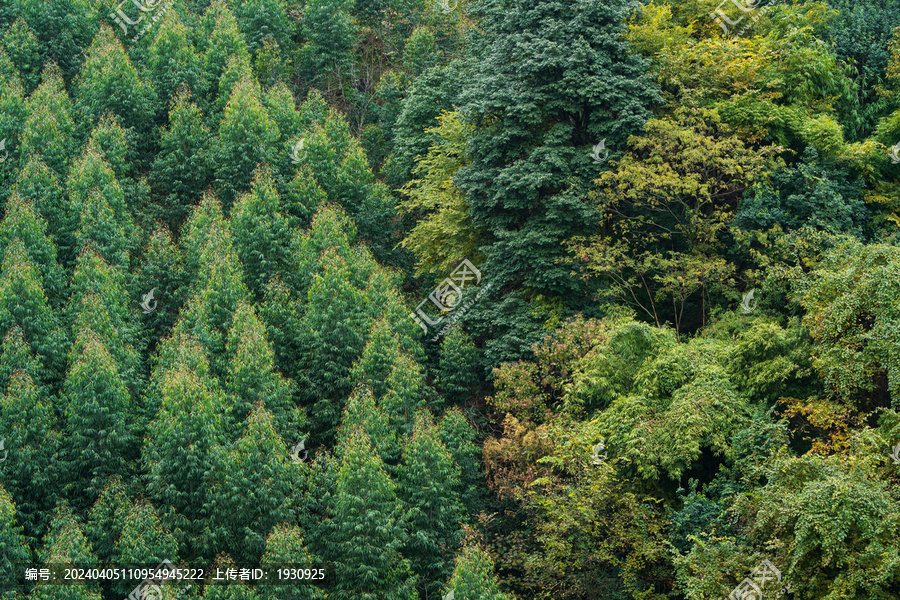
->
19, 62, 75, 180
444, 543, 515, 600
0, 191, 67, 306
224, 301, 298, 440
112, 501, 179, 596
31, 503, 102, 600
439, 408, 485, 515
209, 405, 294, 563
259, 524, 325, 600
73, 25, 156, 149
1, 18, 42, 93
324, 427, 417, 600
453, 0, 660, 363
62, 327, 138, 509
10, 156, 73, 267
199, 2, 251, 106
0, 367, 56, 543
0, 483, 31, 596
298, 0, 356, 86
336, 385, 400, 465
230, 165, 294, 299
0, 241, 67, 383
86, 476, 132, 565
147, 10, 202, 110
150, 90, 213, 228
143, 348, 227, 560
19, 0, 97, 78
210, 74, 279, 211
398, 410, 464, 597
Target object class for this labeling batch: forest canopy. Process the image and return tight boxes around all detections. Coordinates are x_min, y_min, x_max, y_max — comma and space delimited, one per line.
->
1, 0, 900, 599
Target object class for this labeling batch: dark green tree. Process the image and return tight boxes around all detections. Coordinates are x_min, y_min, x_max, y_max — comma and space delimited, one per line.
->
324, 427, 417, 600
230, 165, 294, 299
444, 543, 515, 600
259, 524, 325, 600
0, 483, 31, 596
454, 0, 660, 363
19, 62, 75, 180
150, 90, 212, 228
209, 405, 295, 563
210, 74, 279, 211
398, 410, 464, 597
62, 327, 138, 508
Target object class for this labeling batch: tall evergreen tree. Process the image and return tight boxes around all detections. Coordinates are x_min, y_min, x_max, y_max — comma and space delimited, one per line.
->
0, 191, 66, 306
150, 90, 212, 228
0, 241, 67, 383
19, 62, 76, 180
10, 155, 73, 268
0, 484, 31, 596
230, 165, 294, 299
209, 405, 294, 563
210, 74, 279, 211
31, 503, 102, 600
453, 0, 660, 363
62, 327, 138, 509
444, 543, 515, 600
224, 301, 298, 440
143, 352, 227, 560
398, 410, 464, 597
73, 25, 157, 150
147, 10, 202, 110
259, 524, 325, 600
0, 367, 56, 543
324, 427, 417, 600
86, 476, 132, 565
112, 501, 179, 596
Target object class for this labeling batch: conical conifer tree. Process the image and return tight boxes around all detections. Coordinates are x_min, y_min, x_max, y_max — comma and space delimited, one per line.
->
112, 500, 179, 597
398, 410, 464, 598
31, 503, 102, 600
224, 301, 298, 439
444, 543, 515, 600
335, 385, 400, 465
259, 524, 324, 600
143, 346, 227, 560
20, 62, 76, 179
0, 240, 67, 383
199, 2, 251, 104
86, 476, 132, 564
10, 155, 73, 267
325, 427, 417, 600
147, 10, 202, 108
150, 90, 213, 228
62, 327, 138, 508
0, 367, 56, 543
211, 73, 279, 211
230, 165, 294, 299
0, 484, 31, 595
0, 191, 67, 306
73, 25, 156, 146
209, 405, 294, 563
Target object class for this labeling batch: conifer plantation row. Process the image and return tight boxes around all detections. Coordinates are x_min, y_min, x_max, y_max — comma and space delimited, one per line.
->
1, 0, 900, 599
